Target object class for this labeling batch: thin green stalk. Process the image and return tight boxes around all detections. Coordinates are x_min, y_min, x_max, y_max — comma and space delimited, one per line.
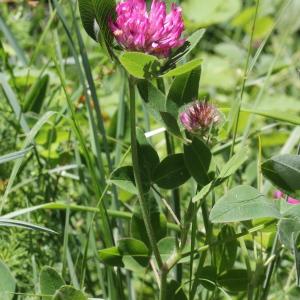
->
128, 76, 163, 269
189, 200, 212, 300
189, 210, 198, 297
159, 268, 168, 300
52, 56, 114, 246
261, 233, 279, 300
201, 200, 212, 244
182, 219, 277, 259
164, 130, 182, 282
115, 71, 127, 166
190, 250, 208, 300
52, 57, 124, 300
62, 205, 70, 278
238, 236, 253, 300
180, 200, 195, 251
229, 0, 260, 158
241, 28, 290, 147
158, 76, 182, 282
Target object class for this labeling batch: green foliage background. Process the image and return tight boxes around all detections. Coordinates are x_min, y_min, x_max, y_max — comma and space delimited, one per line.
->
1, 0, 300, 299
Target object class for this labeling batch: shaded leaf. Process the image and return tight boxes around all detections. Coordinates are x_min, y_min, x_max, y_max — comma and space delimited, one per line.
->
98, 247, 124, 267
184, 138, 211, 185
216, 226, 238, 273
197, 266, 217, 291
137, 80, 166, 121
153, 154, 191, 189
78, 0, 115, 51
217, 269, 248, 292
131, 212, 167, 248
166, 67, 201, 118
262, 154, 300, 196
160, 111, 185, 141
110, 166, 137, 194
118, 238, 150, 269
136, 127, 160, 182
166, 279, 188, 300
23, 74, 49, 113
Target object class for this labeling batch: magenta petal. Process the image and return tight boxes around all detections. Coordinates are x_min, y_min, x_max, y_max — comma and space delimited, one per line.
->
109, 0, 185, 57
287, 197, 300, 205
179, 101, 221, 134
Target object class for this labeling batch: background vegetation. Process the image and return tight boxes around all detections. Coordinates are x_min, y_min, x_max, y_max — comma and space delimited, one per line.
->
1, 0, 300, 299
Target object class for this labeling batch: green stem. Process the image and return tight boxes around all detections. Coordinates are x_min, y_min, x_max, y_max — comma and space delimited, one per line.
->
164, 130, 182, 282
128, 76, 163, 269
261, 232, 280, 299
182, 219, 277, 259
180, 200, 195, 251
189, 210, 197, 296
159, 268, 168, 300
190, 200, 212, 300
229, 0, 260, 158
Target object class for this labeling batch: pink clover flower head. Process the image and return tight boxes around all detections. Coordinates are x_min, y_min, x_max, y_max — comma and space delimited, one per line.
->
109, 0, 185, 57
179, 101, 221, 134
274, 190, 300, 205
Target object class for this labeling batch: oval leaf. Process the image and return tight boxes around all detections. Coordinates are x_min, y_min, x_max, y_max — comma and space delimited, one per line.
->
23, 74, 49, 113
137, 80, 166, 121
278, 205, 300, 250
209, 185, 281, 223
160, 112, 185, 141
118, 238, 150, 271
162, 58, 203, 78
153, 154, 191, 189
166, 67, 201, 118
217, 269, 248, 292
184, 138, 211, 185
39, 266, 65, 300
157, 237, 176, 263
109, 166, 137, 194
216, 146, 249, 183
131, 212, 167, 248
119, 51, 160, 79
0, 260, 15, 300
98, 246, 124, 267
262, 154, 300, 195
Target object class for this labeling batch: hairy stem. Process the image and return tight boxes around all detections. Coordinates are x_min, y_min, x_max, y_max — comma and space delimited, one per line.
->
159, 267, 168, 300
128, 76, 163, 269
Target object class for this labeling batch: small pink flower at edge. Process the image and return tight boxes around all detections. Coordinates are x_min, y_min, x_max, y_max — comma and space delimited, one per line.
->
274, 190, 300, 205
109, 0, 185, 58
179, 101, 221, 135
